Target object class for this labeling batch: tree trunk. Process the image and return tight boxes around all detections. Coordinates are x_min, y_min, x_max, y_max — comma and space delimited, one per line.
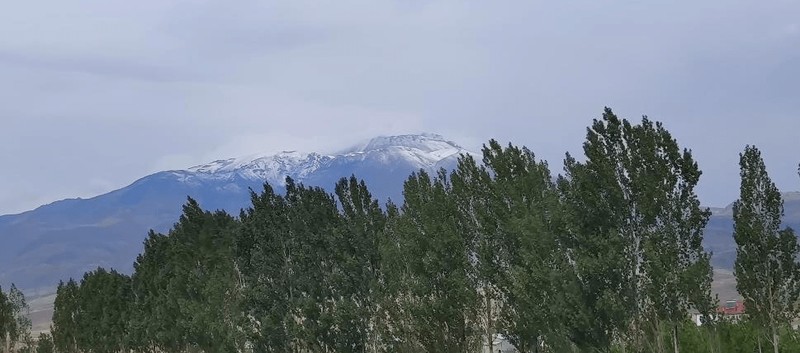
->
772, 325, 779, 353
655, 321, 664, 353
5, 331, 9, 353
672, 322, 679, 353
486, 292, 493, 353
758, 334, 763, 353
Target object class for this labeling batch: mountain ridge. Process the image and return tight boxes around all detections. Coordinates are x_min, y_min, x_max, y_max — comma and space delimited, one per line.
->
0, 133, 476, 293
1, 132, 798, 295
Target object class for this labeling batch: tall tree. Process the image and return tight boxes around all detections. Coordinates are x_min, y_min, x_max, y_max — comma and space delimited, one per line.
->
559, 108, 713, 352
450, 152, 499, 353
167, 199, 241, 352
0, 286, 12, 353
479, 141, 585, 353
392, 169, 481, 353
282, 179, 341, 352
51, 279, 79, 353
236, 183, 295, 353
129, 231, 182, 352
237, 179, 342, 352
129, 198, 241, 352
327, 176, 387, 353
631, 119, 712, 353
74, 268, 132, 353
733, 145, 800, 353
6, 284, 33, 351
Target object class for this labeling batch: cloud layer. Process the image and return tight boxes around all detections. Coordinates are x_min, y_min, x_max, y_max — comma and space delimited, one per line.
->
1, 0, 798, 213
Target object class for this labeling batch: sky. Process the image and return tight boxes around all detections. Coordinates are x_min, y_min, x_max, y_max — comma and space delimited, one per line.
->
0, 0, 798, 214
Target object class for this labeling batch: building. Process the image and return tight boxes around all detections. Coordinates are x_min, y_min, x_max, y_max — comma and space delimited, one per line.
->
718, 300, 746, 322
689, 300, 745, 325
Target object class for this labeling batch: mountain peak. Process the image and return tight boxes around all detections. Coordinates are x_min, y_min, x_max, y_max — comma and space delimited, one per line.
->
342, 133, 463, 154
174, 133, 471, 186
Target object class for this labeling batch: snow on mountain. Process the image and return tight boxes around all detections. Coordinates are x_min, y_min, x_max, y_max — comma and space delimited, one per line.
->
172, 133, 473, 186
179, 151, 332, 185
0, 133, 477, 292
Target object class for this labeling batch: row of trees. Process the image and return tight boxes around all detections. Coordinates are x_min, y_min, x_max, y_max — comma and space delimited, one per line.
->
43, 108, 800, 353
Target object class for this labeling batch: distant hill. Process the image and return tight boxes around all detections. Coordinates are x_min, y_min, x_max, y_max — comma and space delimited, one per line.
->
703, 191, 800, 270
0, 133, 475, 293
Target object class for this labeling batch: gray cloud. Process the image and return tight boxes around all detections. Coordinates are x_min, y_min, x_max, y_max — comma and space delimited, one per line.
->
1, 0, 799, 213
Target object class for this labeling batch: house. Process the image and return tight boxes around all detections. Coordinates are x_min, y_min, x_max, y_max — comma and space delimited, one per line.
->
689, 300, 745, 325
717, 300, 746, 322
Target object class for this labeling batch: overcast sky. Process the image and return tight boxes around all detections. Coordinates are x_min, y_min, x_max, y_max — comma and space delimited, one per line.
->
1, 0, 798, 214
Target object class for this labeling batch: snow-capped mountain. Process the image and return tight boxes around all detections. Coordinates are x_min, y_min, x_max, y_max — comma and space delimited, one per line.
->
0, 134, 475, 292
174, 133, 467, 185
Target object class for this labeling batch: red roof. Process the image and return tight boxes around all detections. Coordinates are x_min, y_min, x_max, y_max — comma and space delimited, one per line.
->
717, 300, 745, 315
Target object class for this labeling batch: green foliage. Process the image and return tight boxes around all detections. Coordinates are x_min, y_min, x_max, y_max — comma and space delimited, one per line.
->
236, 183, 294, 352
393, 169, 482, 353
559, 108, 713, 352
74, 267, 132, 353
36, 333, 54, 353
733, 145, 800, 352
328, 176, 387, 352
475, 141, 584, 353
45, 107, 800, 353
52, 279, 79, 353
128, 198, 242, 352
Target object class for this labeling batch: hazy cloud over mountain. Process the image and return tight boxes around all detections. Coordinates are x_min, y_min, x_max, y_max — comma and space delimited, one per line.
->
1, 0, 798, 213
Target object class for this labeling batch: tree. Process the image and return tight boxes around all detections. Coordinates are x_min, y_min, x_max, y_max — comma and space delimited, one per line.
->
478, 141, 585, 353
52, 279, 79, 353
166, 199, 241, 352
74, 268, 132, 353
733, 145, 800, 353
130, 198, 242, 352
237, 179, 342, 352
327, 176, 387, 352
7, 284, 33, 352
0, 286, 12, 353
559, 108, 713, 352
391, 169, 481, 353
282, 179, 341, 352
449, 152, 500, 353
236, 183, 295, 353
129, 231, 182, 352
36, 333, 54, 353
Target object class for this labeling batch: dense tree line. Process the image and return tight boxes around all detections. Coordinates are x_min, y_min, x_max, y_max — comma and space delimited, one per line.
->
42, 108, 800, 353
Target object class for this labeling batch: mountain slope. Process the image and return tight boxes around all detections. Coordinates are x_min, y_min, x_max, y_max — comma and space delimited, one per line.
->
704, 191, 800, 269
0, 134, 475, 292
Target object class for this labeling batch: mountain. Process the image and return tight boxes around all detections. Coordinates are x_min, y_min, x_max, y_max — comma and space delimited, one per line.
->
2, 130, 798, 294
704, 191, 800, 270
0, 133, 475, 293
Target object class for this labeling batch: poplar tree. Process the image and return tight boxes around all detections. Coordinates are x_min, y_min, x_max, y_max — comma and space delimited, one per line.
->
449, 152, 498, 353
559, 108, 712, 352
52, 279, 79, 353
480, 141, 584, 353
236, 183, 295, 353
7, 284, 33, 351
329, 176, 387, 352
0, 286, 11, 353
733, 145, 800, 353
394, 169, 480, 353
